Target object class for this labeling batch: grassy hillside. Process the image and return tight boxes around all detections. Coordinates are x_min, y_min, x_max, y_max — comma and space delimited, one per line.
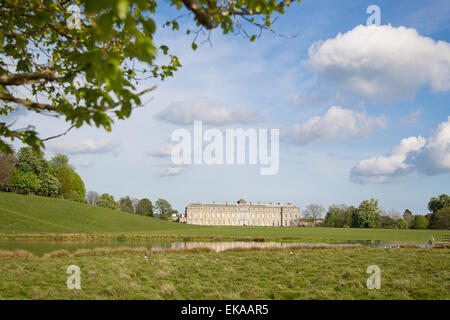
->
0, 192, 447, 241
0, 192, 192, 234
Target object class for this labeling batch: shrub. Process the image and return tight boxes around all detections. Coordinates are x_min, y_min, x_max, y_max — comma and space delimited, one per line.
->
9, 170, 40, 193
394, 219, 408, 229
412, 215, 429, 229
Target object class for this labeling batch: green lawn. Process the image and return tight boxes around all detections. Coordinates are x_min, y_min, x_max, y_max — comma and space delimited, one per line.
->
0, 248, 448, 299
0, 192, 447, 242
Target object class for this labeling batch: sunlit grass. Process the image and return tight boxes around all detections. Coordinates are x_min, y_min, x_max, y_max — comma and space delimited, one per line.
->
0, 248, 448, 300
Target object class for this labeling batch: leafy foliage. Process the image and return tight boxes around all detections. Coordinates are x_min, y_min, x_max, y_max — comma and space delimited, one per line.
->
38, 172, 61, 195
119, 196, 134, 213
0, 0, 299, 153
324, 204, 354, 228
427, 207, 449, 230
9, 169, 41, 193
380, 215, 396, 229
351, 199, 381, 228
0, 148, 17, 189
155, 198, 173, 220
136, 198, 153, 216
412, 215, 429, 230
394, 219, 408, 229
96, 193, 117, 210
55, 168, 72, 198
9, 147, 60, 195
427, 194, 450, 213
71, 171, 86, 202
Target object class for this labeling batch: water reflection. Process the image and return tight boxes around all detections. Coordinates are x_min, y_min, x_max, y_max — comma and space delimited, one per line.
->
0, 240, 425, 256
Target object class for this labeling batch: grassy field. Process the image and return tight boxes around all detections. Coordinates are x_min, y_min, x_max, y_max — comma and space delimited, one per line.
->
0, 192, 447, 242
0, 247, 448, 299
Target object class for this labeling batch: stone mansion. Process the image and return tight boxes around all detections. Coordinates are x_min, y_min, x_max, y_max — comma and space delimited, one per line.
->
185, 199, 300, 227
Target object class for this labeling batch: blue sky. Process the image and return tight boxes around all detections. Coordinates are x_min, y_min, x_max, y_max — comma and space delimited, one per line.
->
9, 0, 450, 215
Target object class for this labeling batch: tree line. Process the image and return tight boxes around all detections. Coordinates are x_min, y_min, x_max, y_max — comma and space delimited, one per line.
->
312, 195, 449, 230
86, 191, 177, 220
0, 147, 177, 220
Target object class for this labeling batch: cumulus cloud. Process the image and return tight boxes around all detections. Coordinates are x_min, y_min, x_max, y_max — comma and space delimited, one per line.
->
351, 136, 426, 183
50, 138, 121, 155
155, 99, 262, 125
351, 116, 450, 183
308, 24, 450, 103
414, 116, 450, 175
291, 106, 387, 145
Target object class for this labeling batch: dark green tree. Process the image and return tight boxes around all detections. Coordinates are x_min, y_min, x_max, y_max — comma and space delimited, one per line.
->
428, 194, 450, 213
155, 198, 173, 220
432, 207, 449, 230
136, 198, 153, 216
0, 148, 17, 190
381, 215, 395, 228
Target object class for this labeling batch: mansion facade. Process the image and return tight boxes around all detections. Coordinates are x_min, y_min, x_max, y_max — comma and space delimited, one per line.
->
185, 199, 300, 227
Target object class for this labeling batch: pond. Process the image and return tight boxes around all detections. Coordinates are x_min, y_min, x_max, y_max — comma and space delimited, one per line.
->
0, 240, 426, 256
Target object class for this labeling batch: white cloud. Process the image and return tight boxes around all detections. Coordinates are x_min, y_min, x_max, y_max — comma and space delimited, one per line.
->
308, 24, 450, 103
400, 109, 422, 125
50, 138, 121, 155
351, 136, 426, 183
351, 116, 450, 183
291, 106, 387, 145
414, 116, 450, 175
155, 99, 262, 125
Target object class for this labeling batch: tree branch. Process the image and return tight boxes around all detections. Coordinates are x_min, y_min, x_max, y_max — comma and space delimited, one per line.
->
0, 69, 57, 86
42, 125, 76, 142
181, 0, 219, 29
0, 93, 56, 111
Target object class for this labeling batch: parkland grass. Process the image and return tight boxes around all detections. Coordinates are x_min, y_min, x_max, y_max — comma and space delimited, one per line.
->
0, 248, 448, 299
0, 192, 447, 242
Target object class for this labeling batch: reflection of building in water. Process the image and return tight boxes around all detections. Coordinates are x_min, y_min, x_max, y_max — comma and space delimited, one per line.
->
185, 199, 300, 227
